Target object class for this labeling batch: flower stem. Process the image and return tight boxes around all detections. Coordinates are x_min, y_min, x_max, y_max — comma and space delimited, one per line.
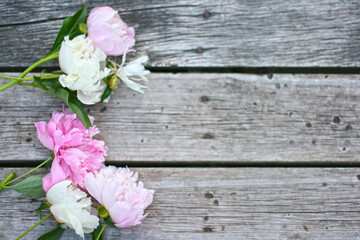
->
19, 52, 59, 78
0, 172, 15, 191
96, 224, 107, 240
4, 157, 52, 186
16, 213, 52, 240
17, 82, 38, 89
0, 75, 32, 81
0, 73, 61, 82
0, 52, 59, 91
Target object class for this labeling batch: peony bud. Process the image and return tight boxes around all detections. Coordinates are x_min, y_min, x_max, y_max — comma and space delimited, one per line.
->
109, 75, 119, 90
79, 23, 88, 34
97, 205, 109, 218
87, 6, 135, 56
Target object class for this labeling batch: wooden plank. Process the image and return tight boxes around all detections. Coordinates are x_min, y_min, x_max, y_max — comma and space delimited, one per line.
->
1, 0, 360, 67
0, 73, 360, 163
1, 167, 360, 239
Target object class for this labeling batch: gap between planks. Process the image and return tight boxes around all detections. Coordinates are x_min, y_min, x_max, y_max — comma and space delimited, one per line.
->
2, 66, 360, 75
4, 160, 360, 168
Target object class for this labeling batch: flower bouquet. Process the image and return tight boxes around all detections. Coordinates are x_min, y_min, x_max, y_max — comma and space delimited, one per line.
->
0, 5, 154, 240
0, 5, 149, 128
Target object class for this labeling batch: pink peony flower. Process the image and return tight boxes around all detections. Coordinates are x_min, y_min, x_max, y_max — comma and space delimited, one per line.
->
84, 166, 154, 228
87, 6, 135, 56
35, 108, 107, 192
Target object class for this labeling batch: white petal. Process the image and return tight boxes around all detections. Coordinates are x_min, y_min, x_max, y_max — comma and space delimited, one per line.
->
67, 213, 85, 239
77, 81, 106, 105
47, 181, 99, 239
58, 35, 109, 104
46, 180, 72, 204
59, 36, 74, 74
59, 74, 79, 90
121, 76, 147, 93
77, 91, 101, 105
50, 204, 68, 223
132, 55, 149, 65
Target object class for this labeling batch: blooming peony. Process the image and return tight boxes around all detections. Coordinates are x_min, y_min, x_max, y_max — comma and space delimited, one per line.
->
59, 35, 110, 105
87, 6, 135, 56
112, 54, 150, 93
47, 180, 99, 239
84, 166, 154, 228
35, 108, 107, 192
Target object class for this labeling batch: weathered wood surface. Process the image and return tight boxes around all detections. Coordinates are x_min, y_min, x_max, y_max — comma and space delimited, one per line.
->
1, 0, 360, 67
1, 168, 360, 239
0, 73, 360, 163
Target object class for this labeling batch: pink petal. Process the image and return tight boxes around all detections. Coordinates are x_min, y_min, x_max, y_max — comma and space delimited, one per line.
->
34, 122, 54, 150
87, 7, 117, 26
42, 158, 67, 192
84, 172, 104, 204
109, 202, 137, 228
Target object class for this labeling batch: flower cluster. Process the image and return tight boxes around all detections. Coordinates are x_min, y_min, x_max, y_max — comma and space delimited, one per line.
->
0, 5, 154, 240
0, 5, 150, 129
24, 108, 153, 239
57, 6, 149, 106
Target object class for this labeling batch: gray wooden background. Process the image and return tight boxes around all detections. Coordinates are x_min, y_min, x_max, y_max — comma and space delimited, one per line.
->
1, 0, 360, 239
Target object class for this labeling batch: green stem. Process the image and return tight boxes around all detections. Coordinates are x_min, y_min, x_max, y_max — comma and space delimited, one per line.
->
37, 74, 62, 79
16, 213, 52, 240
0, 52, 59, 91
0, 75, 32, 81
17, 81, 58, 95
4, 157, 52, 186
0, 172, 15, 191
17, 82, 37, 87
0, 73, 61, 82
19, 52, 59, 78
96, 224, 107, 240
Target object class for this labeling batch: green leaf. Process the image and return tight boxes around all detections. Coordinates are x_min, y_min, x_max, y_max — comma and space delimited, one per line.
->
41, 69, 47, 77
100, 86, 112, 103
102, 75, 112, 85
53, 87, 70, 105
91, 224, 104, 240
35, 203, 50, 219
103, 217, 117, 228
33, 76, 48, 91
48, 87, 92, 129
44, 158, 53, 171
68, 96, 92, 129
47, 5, 88, 56
6, 174, 46, 197
38, 226, 65, 240
54, 80, 61, 92
40, 78, 60, 89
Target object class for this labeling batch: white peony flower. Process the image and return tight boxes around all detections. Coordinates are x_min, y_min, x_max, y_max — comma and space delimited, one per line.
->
114, 53, 150, 93
59, 35, 110, 105
46, 180, 99, 239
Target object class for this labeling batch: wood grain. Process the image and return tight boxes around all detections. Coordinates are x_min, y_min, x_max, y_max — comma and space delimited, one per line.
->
1, 0, 360, 67
1, 167, 360, 239
0, 73, 360, 163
